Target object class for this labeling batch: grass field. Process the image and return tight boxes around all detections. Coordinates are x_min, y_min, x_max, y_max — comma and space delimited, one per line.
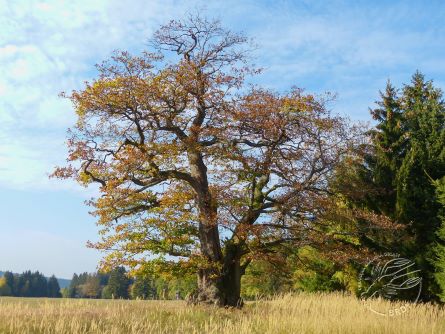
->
0, 293, 444, 333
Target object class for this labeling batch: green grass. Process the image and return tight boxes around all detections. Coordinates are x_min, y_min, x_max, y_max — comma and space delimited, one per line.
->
0, 293, 444, 333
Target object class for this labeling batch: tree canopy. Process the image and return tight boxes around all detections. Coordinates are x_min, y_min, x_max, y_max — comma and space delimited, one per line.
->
54, 15, 393, 306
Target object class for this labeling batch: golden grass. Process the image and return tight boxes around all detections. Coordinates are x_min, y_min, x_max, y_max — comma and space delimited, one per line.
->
0, 293, 444, 333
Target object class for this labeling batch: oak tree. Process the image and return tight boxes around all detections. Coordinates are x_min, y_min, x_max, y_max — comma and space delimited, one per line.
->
54, 15, 381, 306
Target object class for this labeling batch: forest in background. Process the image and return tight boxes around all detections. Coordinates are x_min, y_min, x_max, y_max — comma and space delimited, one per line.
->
0, 271, 61, 298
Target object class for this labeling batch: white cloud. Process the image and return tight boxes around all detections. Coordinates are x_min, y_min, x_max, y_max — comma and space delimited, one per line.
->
0, 0, 444, 191
0, 0, 184, 192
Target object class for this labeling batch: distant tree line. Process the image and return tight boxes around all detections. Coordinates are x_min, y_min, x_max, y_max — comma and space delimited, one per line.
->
0, 268, 198, 300
64, 267, 196, 300
0, 271, 61, 298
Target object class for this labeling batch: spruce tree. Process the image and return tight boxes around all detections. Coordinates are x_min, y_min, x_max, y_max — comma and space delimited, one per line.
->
368, 80, 405, 216
337, 72, 445, 301
131, 277, 153, 300
395, 72, 445, 300
68, 273, 79, 298
47, 275, 62, 298
106, 267, 130, 299
3, 272, 15, 296
432, 176, 445, 301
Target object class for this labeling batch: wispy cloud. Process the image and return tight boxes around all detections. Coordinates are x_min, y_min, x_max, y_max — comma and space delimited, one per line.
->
0, 0, 444, 192
0, 0, 181, 191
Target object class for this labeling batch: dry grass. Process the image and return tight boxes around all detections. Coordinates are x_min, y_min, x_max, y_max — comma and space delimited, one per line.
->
0, 293, 444, 333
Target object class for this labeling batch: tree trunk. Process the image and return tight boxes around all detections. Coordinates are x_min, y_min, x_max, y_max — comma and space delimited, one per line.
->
187, 151, 244, 307
220, 245, 243, 307
194, 268, 221, 305
194, 264, 243, 307
193, 243, 244, 307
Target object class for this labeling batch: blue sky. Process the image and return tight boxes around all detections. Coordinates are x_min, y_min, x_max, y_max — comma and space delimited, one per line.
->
1, 0, 444, 279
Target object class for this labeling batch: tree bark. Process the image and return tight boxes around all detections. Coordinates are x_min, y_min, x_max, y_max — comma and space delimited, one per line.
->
187, 148, 245, 307
186, 150, 224, 305
192, 243, 244, 307
220, 242, 244, 307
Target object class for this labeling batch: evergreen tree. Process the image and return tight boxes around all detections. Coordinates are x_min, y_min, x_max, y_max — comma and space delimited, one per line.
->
340, 72, 445, 301
97, 272, 110, 287
432, 177, 445, 301
31, 272, 48, 297
106, 267, 130, 299
367, 80, 405, 216
47, 275, 62, 298
395, 72, 445, 300
131, 277, 153, 300
67, 273, 79, 298
3, 272, 15, 296
13, 271, 48, 297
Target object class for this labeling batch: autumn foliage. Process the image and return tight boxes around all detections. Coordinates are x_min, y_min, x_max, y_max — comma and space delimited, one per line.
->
53, 15, 395, 306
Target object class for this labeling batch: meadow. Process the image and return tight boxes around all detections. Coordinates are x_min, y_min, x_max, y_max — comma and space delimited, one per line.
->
0, 293, 443, 333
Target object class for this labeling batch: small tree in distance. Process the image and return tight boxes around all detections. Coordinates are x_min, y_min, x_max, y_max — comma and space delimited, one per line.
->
81, 274, 101, 299
107, 267, 131, 299
47, 275, 62, 298
53, 14, 393, 306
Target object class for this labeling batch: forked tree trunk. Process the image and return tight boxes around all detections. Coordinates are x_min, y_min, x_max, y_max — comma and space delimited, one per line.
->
193, 243, 244, 307
187, 151, 244, 307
